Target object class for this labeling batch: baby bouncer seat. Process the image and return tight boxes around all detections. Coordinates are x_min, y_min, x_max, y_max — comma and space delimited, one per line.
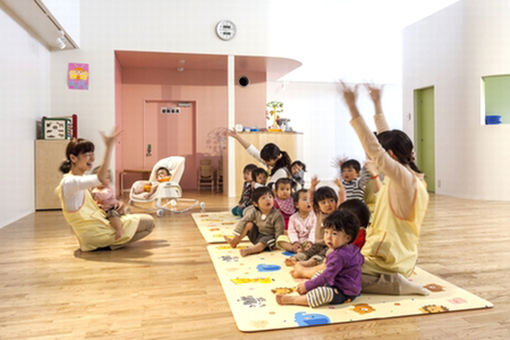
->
128, 156, 202, 215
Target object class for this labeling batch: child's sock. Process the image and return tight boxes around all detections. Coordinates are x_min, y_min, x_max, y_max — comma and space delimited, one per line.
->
362, 273, 430, 296
394, 273, 430, 295
110, 244, 126, 250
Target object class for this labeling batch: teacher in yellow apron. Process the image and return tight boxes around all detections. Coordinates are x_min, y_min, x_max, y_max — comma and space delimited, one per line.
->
56, 130, 154, 251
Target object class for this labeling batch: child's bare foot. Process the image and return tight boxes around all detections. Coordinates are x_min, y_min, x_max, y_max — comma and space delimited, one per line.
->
224, 235, 238, 248
240, 247, 255, 257
300, 259, 318, 267
276, 294, 293, 305
291, 262, 307, 278
285, 257, 297, 267
276, 293, 309, 306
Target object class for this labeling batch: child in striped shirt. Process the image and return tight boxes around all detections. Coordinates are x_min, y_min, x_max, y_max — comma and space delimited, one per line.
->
340, 159, 379, 201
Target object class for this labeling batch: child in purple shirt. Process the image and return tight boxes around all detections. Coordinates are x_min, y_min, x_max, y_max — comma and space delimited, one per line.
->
276, 210, 363, 308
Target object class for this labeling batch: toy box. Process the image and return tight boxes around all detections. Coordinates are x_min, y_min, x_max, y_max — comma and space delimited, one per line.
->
42, 118, 69, 139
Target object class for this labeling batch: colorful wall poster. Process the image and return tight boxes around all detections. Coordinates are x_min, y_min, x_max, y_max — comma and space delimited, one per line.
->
68, 63, 89, 90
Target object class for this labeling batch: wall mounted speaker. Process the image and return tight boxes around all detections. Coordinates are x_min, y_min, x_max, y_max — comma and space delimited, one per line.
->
238, 76, 250, 87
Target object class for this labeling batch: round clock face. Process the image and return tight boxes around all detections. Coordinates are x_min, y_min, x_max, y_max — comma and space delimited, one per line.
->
216, 20, 236, 41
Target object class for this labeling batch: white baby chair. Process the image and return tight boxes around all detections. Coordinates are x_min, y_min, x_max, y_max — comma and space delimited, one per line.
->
128, 156, 202, 216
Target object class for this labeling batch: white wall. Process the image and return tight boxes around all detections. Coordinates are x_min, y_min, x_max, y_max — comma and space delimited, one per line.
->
267, 81, 402, 181
0, 8, 50, 228
403, 0, 510, 200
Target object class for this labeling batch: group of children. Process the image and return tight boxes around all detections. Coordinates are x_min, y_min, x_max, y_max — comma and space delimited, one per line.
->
226, 157, 375, 309
224, 81, 431, 309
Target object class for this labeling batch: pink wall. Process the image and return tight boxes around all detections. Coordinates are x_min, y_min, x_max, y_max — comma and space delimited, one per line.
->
114, 56, 123, 194
235, 71, 267, 128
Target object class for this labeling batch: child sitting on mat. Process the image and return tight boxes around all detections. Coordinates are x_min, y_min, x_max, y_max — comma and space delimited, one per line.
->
276, 189, 316, 253
225, 186, 284, 257
232, 164, 258, 216
276, 210, 363, 308
339, 199, 371, 249
284, 177, 345, 267
290, 160, 306, 188
273, 178, 296, 230
252, 167, 268, 189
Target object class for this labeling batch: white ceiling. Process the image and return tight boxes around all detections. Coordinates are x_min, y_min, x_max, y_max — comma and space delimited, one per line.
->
272, 0, 460, 83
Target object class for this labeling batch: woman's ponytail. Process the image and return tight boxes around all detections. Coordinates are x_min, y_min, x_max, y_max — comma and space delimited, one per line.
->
377, 130, 423, 174
59, 159, 72, 173
273, 150, 291, 175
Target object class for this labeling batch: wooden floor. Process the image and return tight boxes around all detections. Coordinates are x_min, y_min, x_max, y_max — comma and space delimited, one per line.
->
1, 193, 509, 339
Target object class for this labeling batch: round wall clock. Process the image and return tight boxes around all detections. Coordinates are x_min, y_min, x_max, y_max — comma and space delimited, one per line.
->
216, 20, 236, 41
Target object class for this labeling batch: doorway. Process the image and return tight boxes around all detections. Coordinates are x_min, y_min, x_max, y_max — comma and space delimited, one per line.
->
144, 100, 196, 189
414, 87, 435, 192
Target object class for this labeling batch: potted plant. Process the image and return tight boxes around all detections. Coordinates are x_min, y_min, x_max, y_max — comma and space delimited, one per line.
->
266, 101, 283, 131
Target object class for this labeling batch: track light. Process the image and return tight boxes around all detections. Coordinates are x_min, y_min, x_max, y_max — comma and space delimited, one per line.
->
56, 30, 66, 50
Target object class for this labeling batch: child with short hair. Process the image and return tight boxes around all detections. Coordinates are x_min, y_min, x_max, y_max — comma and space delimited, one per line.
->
225, 186, 284, 257
338, 199, 370, 249
339, 159, 367, 201
285, 177, 345, 267
290, 160, 306, 188
251, 167, 268, 189
231, 163, 258, 216
90, 169, 124, 240
276, 210, 363, 308
290, 198, 371, 279
338, 158, 380, 202
273, 178, 296, 230
286, 189, 317, 252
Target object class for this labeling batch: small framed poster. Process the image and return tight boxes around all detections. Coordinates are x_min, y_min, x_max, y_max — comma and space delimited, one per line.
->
68, 63, 89, 90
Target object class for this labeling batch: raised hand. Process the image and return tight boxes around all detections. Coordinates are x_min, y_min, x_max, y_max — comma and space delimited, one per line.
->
310, 176, 320, 189
226, 128, 238, 139
364, 83, 384, 104
364, 159, 378, 176
331, 155, 348, 169
100, 128, 122, 147
227, 128, 250, 149
338, 81, 359, 108
334, 177, 344, 189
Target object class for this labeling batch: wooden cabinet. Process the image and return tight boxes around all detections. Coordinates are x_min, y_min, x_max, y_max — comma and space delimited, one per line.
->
234, 132, 303, 196
35, 140, 69, 210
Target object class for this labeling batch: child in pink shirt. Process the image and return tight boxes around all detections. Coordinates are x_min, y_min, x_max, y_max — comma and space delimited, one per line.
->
90, 170, 124, 240
273, 178, 296, 230
287, 189, 317, 252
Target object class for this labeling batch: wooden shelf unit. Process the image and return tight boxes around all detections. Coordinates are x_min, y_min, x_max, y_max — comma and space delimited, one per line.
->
35, 139, 69, 210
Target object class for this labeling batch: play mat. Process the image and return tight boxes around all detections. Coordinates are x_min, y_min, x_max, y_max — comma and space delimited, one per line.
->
191, 211, 245, 243
206, 245, 493, 332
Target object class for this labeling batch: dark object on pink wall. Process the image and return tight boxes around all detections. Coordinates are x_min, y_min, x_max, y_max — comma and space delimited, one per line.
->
238, 76, 250, 87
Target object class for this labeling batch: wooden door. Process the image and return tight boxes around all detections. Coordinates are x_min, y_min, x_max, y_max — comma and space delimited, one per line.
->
415, 87, 435, 192
144, 101, 196, 189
